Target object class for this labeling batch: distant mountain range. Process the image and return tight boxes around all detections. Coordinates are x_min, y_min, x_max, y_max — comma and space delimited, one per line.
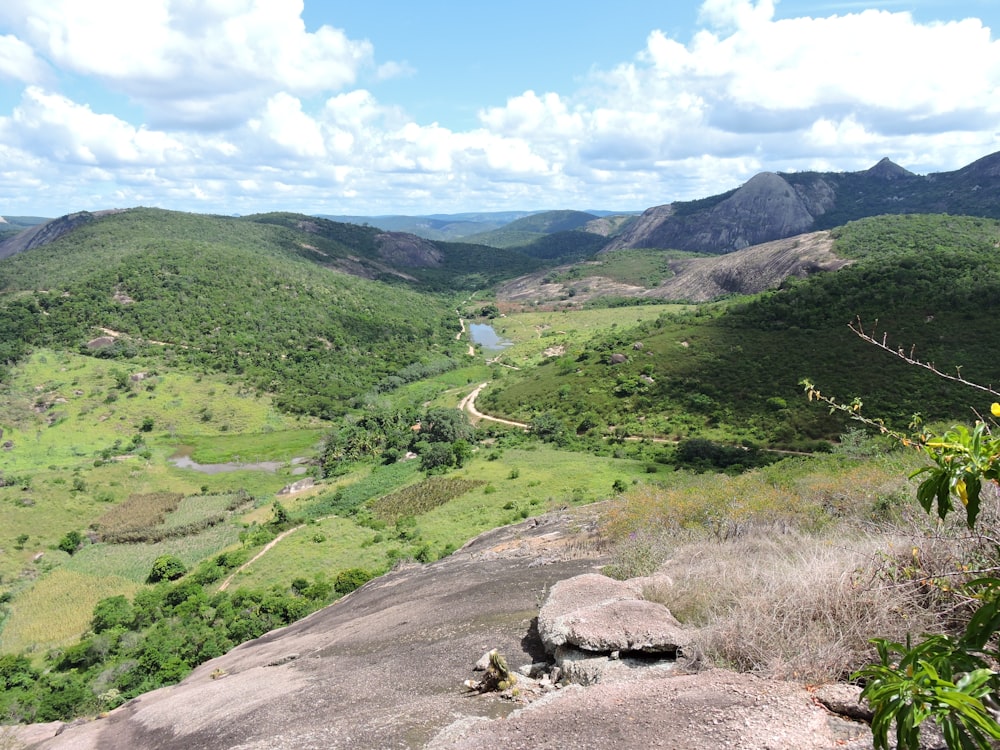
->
316, 209, 634, 242
6, 150, 1000, 266
606, 151, 1000, 253
322, 150, 1000, 256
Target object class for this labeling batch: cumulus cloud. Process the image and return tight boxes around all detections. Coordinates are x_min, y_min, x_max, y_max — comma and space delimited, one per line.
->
0, 0, 998, 216
0, 0, 377, 128
1, 87, 186, 166
473, 0, 1000, 199
0, 34, 48, 83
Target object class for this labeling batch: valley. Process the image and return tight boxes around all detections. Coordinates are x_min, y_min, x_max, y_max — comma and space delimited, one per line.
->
2, 154, 1000, 746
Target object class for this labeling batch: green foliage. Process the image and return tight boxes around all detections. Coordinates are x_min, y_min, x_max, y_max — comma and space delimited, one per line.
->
5, 573, 335, 721
673, 438, 775, 473
912, 421, 1000, 528
146, 555, 187, 583
270, 501, 292, 529
417, 442, 456, 473
858, 633, 1000, 750
484, 215, 1000, 447
90, 595, 134, 633
333, 568, 372, 595
807, 377, 1000, 747
57, 530, 82, 556
0, 208, 462, 419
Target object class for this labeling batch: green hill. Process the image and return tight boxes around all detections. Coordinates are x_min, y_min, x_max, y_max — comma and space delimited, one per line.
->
478, 214, 1000, 446
0, 208, 469, 417
465, 210, 600, 248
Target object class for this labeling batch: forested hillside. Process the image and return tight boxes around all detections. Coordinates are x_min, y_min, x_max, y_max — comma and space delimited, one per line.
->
479, 214, 1000, 446
0, 208, 471, 416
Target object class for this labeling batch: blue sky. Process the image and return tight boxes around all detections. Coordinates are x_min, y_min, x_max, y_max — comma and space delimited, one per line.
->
0, 0, 997, 217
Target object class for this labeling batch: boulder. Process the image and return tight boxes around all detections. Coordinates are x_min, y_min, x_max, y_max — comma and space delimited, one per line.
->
537, 573, 688, 654
276, 477, 315, 495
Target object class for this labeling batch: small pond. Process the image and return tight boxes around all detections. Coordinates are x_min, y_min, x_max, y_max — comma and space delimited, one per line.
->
468, 323, 513, 352
170, 454, 307, 475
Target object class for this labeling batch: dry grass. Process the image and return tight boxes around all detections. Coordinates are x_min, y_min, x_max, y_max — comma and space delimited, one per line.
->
603, 455, 1000, 683
94, 492, 184, 540
644, 531, 952, 682
0, 726, 26, 750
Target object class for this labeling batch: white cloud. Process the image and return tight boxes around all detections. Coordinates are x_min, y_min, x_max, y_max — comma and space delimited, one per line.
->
0, 0, 999, 216
0, 0, 377, 128
249, 93, 326, 159
471, 0, 1000, 202
0, 33, 48, 82
2, 87, 186, 166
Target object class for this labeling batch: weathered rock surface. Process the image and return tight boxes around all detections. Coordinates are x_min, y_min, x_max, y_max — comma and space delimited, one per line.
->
602, 152, 1000, 255
429, 669, 875, 750
15, 508, 880, 750
496, 230, 848, 306
537, 573, 686, 654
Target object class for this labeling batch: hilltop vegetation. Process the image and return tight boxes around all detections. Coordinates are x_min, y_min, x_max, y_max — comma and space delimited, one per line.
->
0, 208, 476, 417
480, 214, 1000, 446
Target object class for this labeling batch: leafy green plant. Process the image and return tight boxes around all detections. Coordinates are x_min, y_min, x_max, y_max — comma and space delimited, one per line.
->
146, 555, 187, 583
804, 330, 1000, 749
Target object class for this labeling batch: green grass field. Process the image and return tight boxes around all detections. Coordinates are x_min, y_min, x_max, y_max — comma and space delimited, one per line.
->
481, 305, 690, 368
216, 446, 651, 591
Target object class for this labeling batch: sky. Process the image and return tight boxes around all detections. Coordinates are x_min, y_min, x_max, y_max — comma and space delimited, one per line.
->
0, 0, 998, 218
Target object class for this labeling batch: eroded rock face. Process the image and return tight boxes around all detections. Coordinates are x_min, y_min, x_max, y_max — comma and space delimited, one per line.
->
374, 231, 443, 267
537, 573, 687, 655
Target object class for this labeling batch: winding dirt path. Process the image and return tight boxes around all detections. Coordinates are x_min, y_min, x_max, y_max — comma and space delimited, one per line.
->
217, 525, 303, 591
458, 382, 528, 428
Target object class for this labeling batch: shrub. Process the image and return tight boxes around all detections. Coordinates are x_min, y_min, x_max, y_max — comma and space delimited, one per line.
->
147, 555, 187, 583
91, 595, 134, 633
334, 568, 372, 595
57, 530, 83, 556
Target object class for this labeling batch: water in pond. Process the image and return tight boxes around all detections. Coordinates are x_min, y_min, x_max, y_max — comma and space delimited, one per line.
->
170, 454, 306, 474
468, 323, 512, 352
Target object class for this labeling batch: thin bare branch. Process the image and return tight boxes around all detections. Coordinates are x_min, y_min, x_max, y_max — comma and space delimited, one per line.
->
850, 318, 1000, 398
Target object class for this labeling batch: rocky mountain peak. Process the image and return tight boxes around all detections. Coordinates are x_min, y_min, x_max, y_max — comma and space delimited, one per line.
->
864, 157, 915, 180
957, 150, 1000, 178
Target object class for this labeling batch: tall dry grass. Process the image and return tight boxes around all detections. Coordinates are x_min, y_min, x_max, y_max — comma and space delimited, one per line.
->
644, 531, 960, 682
604, 455, 1000, 683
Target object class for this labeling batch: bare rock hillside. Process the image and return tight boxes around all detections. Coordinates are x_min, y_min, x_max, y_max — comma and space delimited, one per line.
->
497, 230, 846, 306
13, 510, 878, 750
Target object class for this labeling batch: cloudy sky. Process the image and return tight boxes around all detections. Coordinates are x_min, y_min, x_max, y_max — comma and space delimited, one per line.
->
0, 0, 997, 218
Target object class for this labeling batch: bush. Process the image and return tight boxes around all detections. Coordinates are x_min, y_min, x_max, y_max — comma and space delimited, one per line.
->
147, 555, 187, 583
334, 568, 372, 595
57, 530, 83, 556
91, 595, 134, 633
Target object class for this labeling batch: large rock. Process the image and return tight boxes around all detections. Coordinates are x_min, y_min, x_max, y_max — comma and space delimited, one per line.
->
537, 573, 688, 654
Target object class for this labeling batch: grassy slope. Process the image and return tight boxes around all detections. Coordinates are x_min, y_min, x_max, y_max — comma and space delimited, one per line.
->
4, 210, 999, 685
479, 214, 1000, 445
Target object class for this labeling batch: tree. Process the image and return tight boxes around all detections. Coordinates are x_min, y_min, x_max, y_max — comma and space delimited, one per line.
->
420, 407, 473, 445
58, 530, 83, 556
147, 555, 187, 583
451, 439, 473, 468
804, 320, 1000, 750
270, 500, 291, 528
529, 412, 567, 444
91, 595, 134, 633
418, 441, 455, 473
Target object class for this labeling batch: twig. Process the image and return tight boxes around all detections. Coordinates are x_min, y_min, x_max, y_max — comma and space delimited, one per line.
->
850, 318, 1000, 398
